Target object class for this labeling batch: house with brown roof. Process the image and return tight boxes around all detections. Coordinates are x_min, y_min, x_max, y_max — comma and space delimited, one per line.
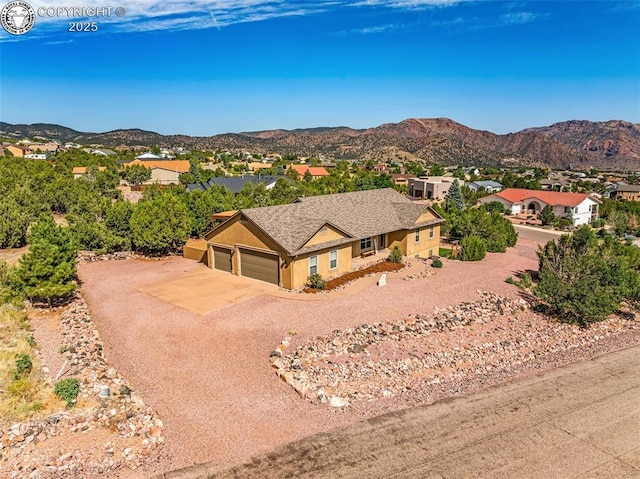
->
124, 159, 190, 185
288, 165, 330, 179
4, 145, 31, 157
203, 188, 445, 288
610, 184, 640, 202
479, 188, 600, 227
390, 174, 417, 187
28, 143, 60, 154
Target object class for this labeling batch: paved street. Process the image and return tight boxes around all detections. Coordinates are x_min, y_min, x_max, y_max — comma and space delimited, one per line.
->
514, 224, 564, 244
163, 345, 640, 479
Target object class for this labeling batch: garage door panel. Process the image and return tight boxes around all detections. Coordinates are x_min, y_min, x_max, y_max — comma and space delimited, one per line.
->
213, 247, 232, 273
240, 249, 278, 285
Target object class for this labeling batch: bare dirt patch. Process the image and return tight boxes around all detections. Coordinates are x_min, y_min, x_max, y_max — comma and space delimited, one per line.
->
0, 246, 29, 266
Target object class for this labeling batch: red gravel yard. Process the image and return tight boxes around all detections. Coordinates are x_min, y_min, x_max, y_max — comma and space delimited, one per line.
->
77, 238, 639, 476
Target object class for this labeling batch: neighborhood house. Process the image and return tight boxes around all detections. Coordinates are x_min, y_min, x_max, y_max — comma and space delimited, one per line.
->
479, 188, 600, 227
203, 188, 445, 289
125, 159, 190, 185
408, 177, 464, 199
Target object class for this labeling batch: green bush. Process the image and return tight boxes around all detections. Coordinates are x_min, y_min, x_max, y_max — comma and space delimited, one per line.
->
459, 235, 487, 261
54, 378, 79, 408
484, 201, 505, 214
519, 272, 533, 288
505, 276, 515, 284
540, 205, 555, 226
14, 353, 32, 379
432, 258, 443, 268
307, 273, 326, 290
591, 218, 605, 228
486, 235, 507, 253
387, 245, 403, 263
535, 232, 640, 326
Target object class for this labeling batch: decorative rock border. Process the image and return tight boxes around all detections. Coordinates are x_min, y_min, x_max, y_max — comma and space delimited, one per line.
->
0, 295, 164, 477
270, 292, 639, 408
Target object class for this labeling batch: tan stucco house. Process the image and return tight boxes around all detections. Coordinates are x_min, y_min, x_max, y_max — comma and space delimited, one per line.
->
204, 188, 445, 289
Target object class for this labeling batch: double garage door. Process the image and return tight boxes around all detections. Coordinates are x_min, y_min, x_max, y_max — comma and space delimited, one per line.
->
212, 245, 279, 285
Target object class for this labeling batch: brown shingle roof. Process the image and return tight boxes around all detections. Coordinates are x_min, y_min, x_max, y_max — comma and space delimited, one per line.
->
219, 188, 444, 256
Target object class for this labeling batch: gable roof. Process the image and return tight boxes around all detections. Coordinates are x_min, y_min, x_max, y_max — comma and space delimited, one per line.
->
470, 180, 503, 189
135, 152, 163, 160
126, 159, 190, 173
207, 188, 445, 256
490, 188, 598, 207
92, 148, 116, 156
186, 175, 285, 193
289, 165, 330, 177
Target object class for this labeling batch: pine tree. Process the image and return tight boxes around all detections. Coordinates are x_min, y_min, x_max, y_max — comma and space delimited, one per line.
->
445, 179, 465, 211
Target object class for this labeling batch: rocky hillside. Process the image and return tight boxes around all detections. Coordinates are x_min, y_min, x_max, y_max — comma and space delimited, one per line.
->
2, 118, 638, 169
522, 120, 640, 169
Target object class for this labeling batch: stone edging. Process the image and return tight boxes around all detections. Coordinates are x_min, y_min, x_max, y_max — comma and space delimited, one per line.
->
0, 295, 164, 477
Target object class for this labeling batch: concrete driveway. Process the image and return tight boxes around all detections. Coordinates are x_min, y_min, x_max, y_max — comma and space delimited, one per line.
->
137, 267, 279, 315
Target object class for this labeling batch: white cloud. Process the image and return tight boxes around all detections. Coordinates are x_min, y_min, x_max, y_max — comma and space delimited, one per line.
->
499, 11, 542, 25
0, 0, 469, 41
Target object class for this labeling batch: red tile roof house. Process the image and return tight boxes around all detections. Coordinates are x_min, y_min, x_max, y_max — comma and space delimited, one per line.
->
479, 188, 600, 227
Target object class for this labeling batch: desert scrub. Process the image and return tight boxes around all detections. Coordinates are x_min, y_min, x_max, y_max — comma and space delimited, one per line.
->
0, 304, 53, 423
13, 353, 32, 379
432, 258, 443, 268
54, 378, 79, 408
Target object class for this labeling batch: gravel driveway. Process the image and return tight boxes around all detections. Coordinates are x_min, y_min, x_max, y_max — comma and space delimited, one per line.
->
78, 239, 542, 474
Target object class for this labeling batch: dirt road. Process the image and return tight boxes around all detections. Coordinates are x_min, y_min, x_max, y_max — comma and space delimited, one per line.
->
171, 345, 640, 479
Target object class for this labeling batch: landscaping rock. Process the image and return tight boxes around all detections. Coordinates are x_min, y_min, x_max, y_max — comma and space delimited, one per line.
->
270, 291, 639, 407
0, 294, 165, 477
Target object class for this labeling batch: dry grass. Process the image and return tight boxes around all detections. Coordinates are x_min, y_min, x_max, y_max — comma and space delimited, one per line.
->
0, 304, 56, 425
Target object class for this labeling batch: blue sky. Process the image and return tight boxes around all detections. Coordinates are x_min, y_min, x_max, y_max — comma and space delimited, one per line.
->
1, 0, 639, 136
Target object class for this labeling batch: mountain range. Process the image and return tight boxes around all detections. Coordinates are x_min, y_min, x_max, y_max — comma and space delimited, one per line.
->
1, 118, 639, 169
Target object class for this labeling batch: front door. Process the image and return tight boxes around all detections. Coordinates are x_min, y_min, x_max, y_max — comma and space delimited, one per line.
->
378, 234, 386, 249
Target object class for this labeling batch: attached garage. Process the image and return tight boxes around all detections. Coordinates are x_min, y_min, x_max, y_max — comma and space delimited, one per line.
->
211, 245, 232, 273
239, 248, 279, 285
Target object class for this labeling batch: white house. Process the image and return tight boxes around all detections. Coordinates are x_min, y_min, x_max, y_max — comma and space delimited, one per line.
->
479, 188, 600, 227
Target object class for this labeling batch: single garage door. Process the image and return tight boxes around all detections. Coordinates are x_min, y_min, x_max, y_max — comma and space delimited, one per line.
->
212, 246, 232, 273
239, 248, 279, 285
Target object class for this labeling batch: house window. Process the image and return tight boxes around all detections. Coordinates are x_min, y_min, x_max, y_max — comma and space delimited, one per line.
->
329, 250, 338, 270
415, 229, 421, 243
309, 255, 318, 275
429, 227, 434, 239
360, 237, 372, 250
